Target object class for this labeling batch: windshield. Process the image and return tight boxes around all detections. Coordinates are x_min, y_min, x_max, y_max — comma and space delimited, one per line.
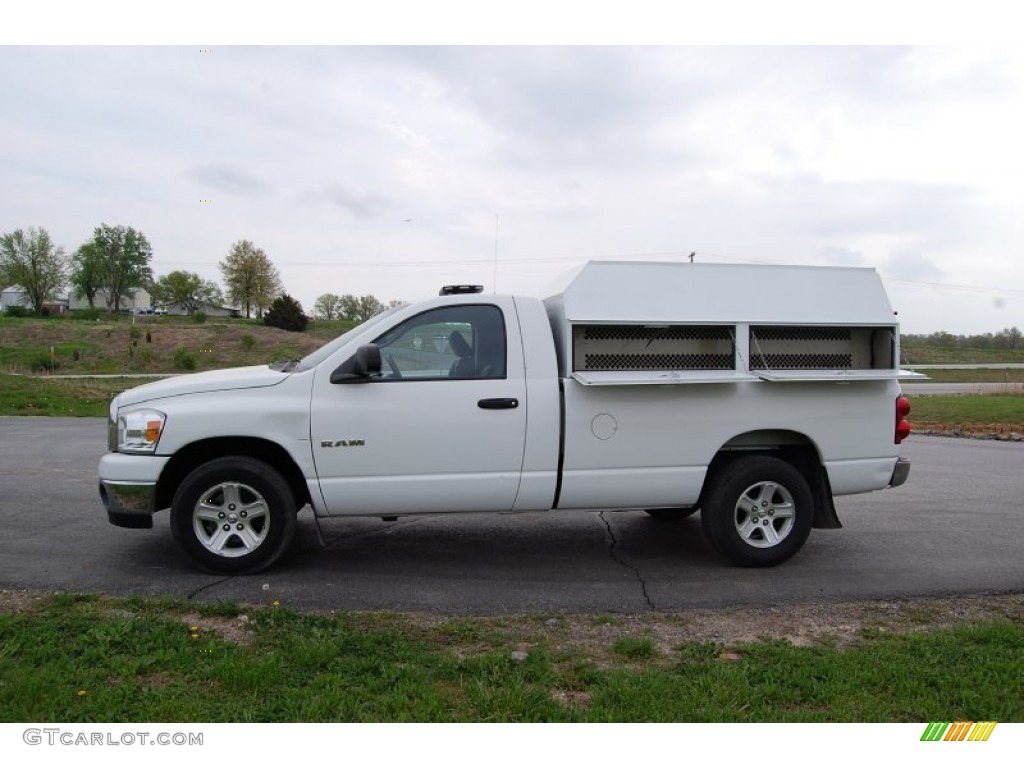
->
294, 305, 405, 370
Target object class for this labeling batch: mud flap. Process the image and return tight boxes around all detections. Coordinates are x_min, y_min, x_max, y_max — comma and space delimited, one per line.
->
812, 466, 842, 529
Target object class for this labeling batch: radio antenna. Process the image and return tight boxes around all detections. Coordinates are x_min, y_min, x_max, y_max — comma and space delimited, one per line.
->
493, 214, 499, 294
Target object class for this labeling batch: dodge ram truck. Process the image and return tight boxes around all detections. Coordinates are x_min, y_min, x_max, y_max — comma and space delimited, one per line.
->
100, 261, 914, 573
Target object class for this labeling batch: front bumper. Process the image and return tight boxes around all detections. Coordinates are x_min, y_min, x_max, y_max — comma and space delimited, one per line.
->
98, 452, 170, 529
100, 481, 157, 527
889, 457, 911, 488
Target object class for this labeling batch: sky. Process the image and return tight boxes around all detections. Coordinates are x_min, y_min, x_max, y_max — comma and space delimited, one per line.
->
3, 8, 1023, 334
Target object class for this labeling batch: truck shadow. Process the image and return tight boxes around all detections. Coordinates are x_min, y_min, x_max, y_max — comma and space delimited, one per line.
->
284, 509, 719, 574
115, 509, 858, 613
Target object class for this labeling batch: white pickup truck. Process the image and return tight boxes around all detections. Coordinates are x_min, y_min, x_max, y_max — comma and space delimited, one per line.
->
99, 261, 914, 573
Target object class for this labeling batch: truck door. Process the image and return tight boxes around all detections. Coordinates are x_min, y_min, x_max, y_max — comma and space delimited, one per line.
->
310, 300, 528, 515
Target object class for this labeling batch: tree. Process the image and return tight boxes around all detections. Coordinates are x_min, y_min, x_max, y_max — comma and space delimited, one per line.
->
151, 270, 224, 315
264, 294, 308, 332
995, 327, 1021, 350
82, 224, 153, 311
313, 292, 343, 320
219, 240, 281, 319
0, 227, 68, 314
69, 241, 105, 309
339, 293, 385, 323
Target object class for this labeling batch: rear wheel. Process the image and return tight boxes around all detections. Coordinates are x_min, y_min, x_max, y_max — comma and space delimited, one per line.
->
701, 456, 813, 567
170, 456, 297, 574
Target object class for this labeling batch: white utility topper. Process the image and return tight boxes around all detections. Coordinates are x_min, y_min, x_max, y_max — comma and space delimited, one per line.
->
100, 261, 914, 573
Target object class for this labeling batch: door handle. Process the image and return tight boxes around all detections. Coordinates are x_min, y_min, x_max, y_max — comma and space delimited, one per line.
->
477, 398, 519, 410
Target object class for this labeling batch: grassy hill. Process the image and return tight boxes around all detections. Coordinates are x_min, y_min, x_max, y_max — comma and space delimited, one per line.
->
0, 313, 355, 375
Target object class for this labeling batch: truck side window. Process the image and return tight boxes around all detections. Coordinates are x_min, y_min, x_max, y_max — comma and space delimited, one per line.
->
373, 305, 507, 380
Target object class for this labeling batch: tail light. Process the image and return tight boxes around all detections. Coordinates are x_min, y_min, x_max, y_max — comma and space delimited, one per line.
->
895, 395, 911, 444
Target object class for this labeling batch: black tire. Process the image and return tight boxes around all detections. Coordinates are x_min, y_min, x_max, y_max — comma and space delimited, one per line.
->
700, 456, 813, 567
170, 456, 297, 574
645, 507, 698, 520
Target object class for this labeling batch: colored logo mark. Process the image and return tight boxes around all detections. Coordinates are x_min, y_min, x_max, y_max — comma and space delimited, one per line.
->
921, 721, 997, 742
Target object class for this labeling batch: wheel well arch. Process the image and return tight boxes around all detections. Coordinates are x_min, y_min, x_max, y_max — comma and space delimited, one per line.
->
155, 437, 312, 513
702, 429, 840, 529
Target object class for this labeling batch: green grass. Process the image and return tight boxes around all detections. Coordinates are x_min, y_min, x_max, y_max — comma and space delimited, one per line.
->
1, 593, 1021, 722
0, 373, 138, 416
911, 394, 1024, 428
0, 339, 99, 372
610, 636, 659, 659
901, 343, 1024, 365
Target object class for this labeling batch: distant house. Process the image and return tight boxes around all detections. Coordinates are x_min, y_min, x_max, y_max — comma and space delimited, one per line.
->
1, 286, 67, 314
1, 285, 30, 311
163, 301, 241, 318
69, 287, 151, 312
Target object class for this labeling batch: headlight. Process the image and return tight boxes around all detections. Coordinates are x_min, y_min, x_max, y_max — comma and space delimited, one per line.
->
117, 409, 167, 453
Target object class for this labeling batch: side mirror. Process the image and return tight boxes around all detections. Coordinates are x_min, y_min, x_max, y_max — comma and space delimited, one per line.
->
330, 344, 382, 383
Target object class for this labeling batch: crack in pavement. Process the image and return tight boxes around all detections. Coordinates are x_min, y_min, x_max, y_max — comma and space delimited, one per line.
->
187, 576, 234, 601
598, 511, 656, 611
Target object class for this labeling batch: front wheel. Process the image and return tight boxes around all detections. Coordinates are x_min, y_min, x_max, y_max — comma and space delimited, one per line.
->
701, 456, 813, 567
170, 456, 297, 574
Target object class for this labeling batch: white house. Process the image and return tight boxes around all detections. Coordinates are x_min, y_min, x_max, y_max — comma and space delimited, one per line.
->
1, 286, 69, 314
69, 287, 151, 312
1, 285, 31, 310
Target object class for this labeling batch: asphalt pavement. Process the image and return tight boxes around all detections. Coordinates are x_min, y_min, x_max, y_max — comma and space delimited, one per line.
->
1, 416, 1022, 614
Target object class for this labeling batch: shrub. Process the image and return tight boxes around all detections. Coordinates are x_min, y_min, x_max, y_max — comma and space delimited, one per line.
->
30, 352, 57, 372
76, 307, 102, 321
174, 348, 197, 371
193, 310, 207, 324
264, 295, 308, 332
4, 305, 28, 317
145, 331, 152, 343
240, 333, 256, 350
129, 325, 142, 340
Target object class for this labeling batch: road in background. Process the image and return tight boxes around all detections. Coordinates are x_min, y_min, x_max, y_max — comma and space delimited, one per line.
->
905, 364, 1024, 369
902, 382, 1024, 395
1, 417, 1022, 614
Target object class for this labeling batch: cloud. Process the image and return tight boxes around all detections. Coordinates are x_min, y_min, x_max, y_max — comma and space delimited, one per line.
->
189, 164, 270, 197
319, 181, 390, 219
2, 46, 1022, 335
381, 47, 705, 170
882, 250, 943, 282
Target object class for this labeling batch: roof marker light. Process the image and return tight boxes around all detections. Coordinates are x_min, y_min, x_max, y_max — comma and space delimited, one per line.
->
440, 285, 484, 296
